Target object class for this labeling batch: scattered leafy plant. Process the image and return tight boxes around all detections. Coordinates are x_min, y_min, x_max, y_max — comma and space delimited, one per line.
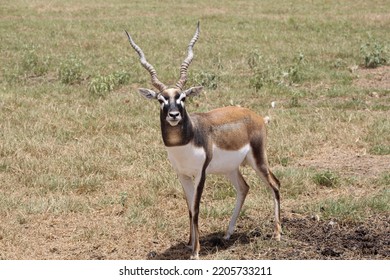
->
360, 39, 388, 68
88, 70, 130, 96
248, 50, 305, 91
192, 70, 219, 90
21, 46, 50, 77
58, 55, 84, 84
313, 170, 339, 188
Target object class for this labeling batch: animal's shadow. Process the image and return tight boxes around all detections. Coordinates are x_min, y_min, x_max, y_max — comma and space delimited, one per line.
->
149, 228, 269, 260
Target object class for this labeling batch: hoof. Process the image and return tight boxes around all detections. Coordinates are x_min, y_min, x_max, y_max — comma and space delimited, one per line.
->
190, 253, 199, 260
223, 230, 233, 240
273, 232, 281, 241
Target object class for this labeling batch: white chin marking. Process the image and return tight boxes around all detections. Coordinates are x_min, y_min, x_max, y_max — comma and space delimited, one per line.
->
168, 120, 180, 126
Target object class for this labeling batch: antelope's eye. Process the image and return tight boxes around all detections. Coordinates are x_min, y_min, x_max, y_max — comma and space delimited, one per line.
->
157, 95, 168, 105
176, 93, 186, 103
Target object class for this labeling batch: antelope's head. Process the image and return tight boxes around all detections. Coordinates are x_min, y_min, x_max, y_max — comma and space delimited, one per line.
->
126, 22, 203, 127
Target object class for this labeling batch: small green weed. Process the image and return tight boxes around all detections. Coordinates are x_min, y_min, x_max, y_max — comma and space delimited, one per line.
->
192, 70, 218, 90
360, 39, 388, 68
249, 67, 277, 91
281, 53, 305, 85
313, 170, 339, 188
88, 70, 130, 97
248, 50, 278, 90
248, 51, 305, 91
58, 55, 84, 84
21, 46, 50, 77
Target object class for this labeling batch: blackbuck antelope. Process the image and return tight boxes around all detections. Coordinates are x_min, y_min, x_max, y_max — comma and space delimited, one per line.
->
126, 22, 281, 259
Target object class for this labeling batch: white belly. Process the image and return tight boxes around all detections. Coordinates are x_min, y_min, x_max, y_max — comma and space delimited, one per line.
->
207, 144, 250, 174
166, 143, 250, 177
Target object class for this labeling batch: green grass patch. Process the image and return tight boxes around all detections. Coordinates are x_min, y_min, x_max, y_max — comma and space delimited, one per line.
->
313, 189, 390, 221
274, 168, 313, 199
365, 118, 390, 155
312, 170, 339, 188
378, 173, 390, 186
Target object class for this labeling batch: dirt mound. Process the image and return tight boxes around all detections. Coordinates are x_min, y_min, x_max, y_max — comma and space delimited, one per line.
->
280, 215, 390, 259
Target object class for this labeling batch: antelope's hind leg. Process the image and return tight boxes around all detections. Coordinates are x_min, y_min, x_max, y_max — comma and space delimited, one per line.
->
254, 165, 282, 240
248, 146, 282, 241
267, 170, 282, 240
224, 169, 250, 240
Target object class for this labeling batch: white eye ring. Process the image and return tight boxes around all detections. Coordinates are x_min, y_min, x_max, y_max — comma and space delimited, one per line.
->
157, 95, 168, 109
158, 95, 169, 105
176, 93, 186, 105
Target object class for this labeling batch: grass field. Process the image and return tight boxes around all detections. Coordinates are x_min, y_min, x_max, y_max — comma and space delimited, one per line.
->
0, 0, 389, 260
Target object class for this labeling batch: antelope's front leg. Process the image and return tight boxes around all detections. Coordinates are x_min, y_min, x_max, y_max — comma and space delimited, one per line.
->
190, 170, 207, 260
178, 174, 195, 248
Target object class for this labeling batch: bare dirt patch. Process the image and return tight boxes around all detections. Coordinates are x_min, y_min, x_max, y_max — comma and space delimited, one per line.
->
298, 148, 390, 177
277, 214, 389, 259
353, 65, 390, 90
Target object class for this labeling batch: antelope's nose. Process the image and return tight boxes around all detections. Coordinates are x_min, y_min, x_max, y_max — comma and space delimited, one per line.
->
168, 111, 180, 119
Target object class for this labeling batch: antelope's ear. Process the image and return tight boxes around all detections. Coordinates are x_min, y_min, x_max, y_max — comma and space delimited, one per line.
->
183, 86, 203, 98
138, 88, 157, 99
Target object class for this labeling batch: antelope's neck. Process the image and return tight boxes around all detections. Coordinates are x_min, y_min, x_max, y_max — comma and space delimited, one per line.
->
160, 111, 194, 147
